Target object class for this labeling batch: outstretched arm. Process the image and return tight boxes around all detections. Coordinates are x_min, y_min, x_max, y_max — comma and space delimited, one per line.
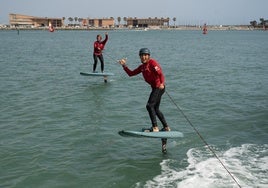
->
102, 32, 108, 44
118, 58, 141, 76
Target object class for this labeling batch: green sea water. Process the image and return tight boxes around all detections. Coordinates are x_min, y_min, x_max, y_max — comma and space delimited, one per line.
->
0, 29, 267, 188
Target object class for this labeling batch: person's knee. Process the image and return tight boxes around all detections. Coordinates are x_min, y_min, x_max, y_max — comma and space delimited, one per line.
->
146, 103, 154, 111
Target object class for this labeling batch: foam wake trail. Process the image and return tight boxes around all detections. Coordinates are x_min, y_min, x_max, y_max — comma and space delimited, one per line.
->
139, 144, 268, 188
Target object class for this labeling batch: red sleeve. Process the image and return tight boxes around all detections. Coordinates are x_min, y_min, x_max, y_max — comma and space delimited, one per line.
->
102, 34, 108, 46
123, 65, 142, 76
150, 59, 165, 86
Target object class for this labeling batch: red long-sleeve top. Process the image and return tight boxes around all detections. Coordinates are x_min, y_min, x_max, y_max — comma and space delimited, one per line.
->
93, 34, 108, 55
123, 58, 165, 88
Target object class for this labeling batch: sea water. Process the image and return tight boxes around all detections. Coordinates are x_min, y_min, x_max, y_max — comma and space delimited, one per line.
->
0, 29, 267, 188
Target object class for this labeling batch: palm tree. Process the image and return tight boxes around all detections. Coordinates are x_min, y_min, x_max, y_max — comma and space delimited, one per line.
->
117, 17, 121, 26
173, 17, 176, 27
62, 17, 65, 27
260, 18, 264, 24
260, 18, 266, 29
68, 17, 73, 26
123, 17, 127, 26
74, 17, 78, 26
250, 20, 257, 28
78, 18, 83, 26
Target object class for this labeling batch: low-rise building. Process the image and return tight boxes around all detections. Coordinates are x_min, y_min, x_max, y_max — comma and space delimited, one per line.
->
9, 13, 63, 28
87, 17, 115, 28
126, 17, 170, 28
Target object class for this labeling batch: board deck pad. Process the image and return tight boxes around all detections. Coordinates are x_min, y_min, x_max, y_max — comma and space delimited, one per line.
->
80, 72, 114, 77
118, 130, 183, 139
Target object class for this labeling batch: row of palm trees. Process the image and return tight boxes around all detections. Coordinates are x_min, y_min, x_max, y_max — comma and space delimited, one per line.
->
250, 18, 267, 28
116, 17, 177, 26
62, 16, 177, 26
62, 17, 83, 26
63, 16, 267, 28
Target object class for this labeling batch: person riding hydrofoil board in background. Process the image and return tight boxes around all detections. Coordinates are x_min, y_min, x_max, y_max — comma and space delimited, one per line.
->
93, 32, 108, 73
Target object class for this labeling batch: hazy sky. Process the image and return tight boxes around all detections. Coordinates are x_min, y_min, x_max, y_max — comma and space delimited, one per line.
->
1, 0, 267, 25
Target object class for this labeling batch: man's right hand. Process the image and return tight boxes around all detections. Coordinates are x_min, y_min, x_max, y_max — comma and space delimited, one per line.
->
118, 58, 127, 66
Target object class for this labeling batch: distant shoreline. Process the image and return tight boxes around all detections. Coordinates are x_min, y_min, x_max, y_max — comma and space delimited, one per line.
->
0, 25, 266, 31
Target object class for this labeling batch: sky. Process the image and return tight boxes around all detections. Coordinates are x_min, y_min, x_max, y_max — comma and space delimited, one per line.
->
1, 0, 267, 25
